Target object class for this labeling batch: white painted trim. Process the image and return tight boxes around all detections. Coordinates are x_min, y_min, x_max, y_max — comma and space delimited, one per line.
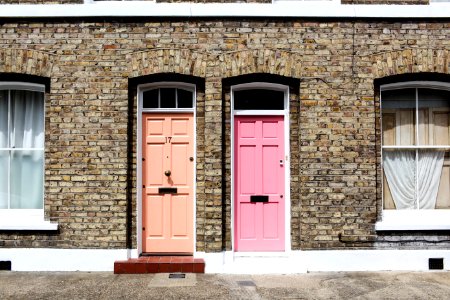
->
137, 82, 197, 256
376, 210, 450, 231
230, 82, 291, 254
200, 250, 450, 273
0, 82, 45, 93
0, 249, 128, 271
381, 81, 450, 92
234, 110, 285, 116
0, 84, 48, 228
139, 82, 196, 113
383, 146, 450, 150
2, 248, 449, 272
380, 81, 450, 223
0, 210, 57, 230
0, 3, 449, 18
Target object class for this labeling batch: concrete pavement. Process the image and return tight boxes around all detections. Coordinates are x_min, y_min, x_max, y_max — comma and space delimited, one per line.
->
1, 271, 450, 299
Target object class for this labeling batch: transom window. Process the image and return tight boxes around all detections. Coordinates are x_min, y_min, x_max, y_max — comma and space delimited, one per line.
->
234, 89, 285, 110
142, 87, 194, 110
0, 84, 44, 210
381, 83, 450, 211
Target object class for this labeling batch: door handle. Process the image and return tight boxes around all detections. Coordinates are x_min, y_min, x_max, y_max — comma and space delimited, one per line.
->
164, 170, 171, 177
280, 159, 284, 166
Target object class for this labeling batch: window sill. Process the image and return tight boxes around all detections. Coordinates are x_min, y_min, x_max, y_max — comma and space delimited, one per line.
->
376, 210, 450, 231
0, 221, 58, 231
0, 209, 58, 231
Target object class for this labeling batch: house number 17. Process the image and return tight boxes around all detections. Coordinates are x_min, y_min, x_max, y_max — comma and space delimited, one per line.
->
165, 137, 172, 143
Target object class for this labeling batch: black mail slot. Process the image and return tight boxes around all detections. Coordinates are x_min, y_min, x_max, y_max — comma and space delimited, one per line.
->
159, 187, 177, 194
250, 195, 268, 203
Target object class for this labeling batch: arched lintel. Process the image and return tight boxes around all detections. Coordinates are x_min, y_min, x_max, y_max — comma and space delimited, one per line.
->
129, 73, 205, 91
0, 73, 51, 93
222, 73, 300, 90
374, 72, 450, 94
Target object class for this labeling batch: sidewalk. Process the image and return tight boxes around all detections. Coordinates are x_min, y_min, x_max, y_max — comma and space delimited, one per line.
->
1, 271, 449, 299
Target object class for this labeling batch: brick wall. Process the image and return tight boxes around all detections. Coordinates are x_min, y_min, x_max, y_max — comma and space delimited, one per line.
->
0, 19, 449, 251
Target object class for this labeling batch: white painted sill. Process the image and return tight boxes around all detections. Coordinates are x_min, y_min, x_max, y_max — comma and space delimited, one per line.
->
376, 210, 450, 231
0, 209, 58, 231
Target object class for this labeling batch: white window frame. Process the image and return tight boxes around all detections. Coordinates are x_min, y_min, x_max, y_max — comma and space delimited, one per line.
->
0, 82, 57, 231
376, 81, 450, 231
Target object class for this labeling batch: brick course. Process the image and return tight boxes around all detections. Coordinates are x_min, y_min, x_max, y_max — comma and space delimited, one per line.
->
0, 19, 449, 251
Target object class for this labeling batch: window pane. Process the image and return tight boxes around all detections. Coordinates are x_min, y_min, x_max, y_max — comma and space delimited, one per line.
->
160, 88, 176, 108
382, 89, 416, 146
0, 150, 8, 209
234, 89, 284, 110
10, 150, 43, 209
433, 150, 450, 209
418, 88, 450, 146
381, 88, 416, 107
0, 91, 8, 148
10, 90, 44, 149
177, 89, 193, 108
143, 89, 159, 108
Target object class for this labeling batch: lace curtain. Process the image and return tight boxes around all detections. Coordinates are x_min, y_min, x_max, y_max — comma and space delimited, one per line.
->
0, 90, 44, 209
384, 150, 445, 209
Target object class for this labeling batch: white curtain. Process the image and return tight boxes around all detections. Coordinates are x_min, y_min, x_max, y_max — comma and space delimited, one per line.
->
0, 90, 44, 209
418, 150, 445, 209
0, 91, 8, 209
383, 150, 416, 209
384, 150, 444, 210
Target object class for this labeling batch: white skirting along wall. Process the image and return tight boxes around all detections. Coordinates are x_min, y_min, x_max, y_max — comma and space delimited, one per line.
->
0, 248, 448, 272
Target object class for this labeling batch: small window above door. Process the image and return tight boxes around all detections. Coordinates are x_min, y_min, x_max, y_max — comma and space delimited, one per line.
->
142, 87, 194, 110
234, 89, 285, 110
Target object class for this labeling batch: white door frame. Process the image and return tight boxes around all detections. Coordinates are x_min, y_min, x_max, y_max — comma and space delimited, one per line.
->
230, 82, 291, 254
137, 82, 197, 255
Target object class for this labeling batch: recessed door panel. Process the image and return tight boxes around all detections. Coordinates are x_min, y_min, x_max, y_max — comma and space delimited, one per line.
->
240, 146, 256, 194
240, 203, 256, 239
147, 144, 164, 186
172, 144, 189, 185
142, 113, 194, 253
235, 116, 285, 251
171, 195, 188, 237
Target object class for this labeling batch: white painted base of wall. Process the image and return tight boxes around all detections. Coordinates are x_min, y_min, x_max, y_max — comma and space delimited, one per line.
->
0, 249, 131, 271
198, 250, 450, 274
1, 248, 449, 272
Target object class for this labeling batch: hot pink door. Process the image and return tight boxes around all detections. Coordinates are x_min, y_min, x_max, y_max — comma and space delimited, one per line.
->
234, 116, 285, 251
142, 113, 194, 253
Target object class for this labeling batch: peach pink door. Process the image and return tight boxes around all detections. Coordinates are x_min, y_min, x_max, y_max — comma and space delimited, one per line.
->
142, 113, 194, 253
234, 116, 285, 251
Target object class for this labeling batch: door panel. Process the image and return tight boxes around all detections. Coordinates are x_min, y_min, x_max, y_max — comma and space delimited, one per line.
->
235, 116, 285, 251
142, 113, 194, 253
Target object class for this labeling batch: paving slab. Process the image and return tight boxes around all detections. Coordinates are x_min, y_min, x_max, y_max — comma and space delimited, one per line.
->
0, 271, 450, 299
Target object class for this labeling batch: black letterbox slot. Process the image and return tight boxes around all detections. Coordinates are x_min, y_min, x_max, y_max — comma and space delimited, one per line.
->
159, 187, 177, 194
250, 195, 269, 203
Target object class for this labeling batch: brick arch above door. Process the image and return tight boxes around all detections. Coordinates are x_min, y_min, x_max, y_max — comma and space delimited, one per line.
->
371, 48, 449, 79
0, 49, 54, 78
219, 50, 303, 78
128, 49, 207, 78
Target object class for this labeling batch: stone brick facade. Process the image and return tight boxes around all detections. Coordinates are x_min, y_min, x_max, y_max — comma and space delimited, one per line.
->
0, 18, 449, 252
